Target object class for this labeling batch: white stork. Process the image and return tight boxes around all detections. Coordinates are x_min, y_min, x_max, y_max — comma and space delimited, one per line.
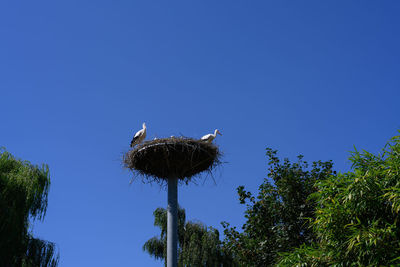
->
130, 123, 147, 147
201, 129, 222, 143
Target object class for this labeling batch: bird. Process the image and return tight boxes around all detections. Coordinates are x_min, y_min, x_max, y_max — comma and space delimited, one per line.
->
130, 123, 147, 147
200, 129, 222, 143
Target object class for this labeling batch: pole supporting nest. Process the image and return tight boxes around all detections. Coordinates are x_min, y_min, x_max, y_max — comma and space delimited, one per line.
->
167, 177, 178, 267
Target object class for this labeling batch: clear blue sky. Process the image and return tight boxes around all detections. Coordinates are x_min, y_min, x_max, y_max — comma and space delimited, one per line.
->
1, 1, 399, 266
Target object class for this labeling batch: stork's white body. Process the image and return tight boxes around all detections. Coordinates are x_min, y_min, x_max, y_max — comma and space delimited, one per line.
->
201, 129, 222, 143
130, 123, 147, 147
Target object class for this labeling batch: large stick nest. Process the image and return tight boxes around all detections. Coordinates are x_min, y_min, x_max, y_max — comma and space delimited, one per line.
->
123, 137, 222, 184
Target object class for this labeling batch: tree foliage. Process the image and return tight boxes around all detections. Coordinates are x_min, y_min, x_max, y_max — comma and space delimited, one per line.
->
143, 207, 237, 266
222, 148, 334, 266
0, 148, 59, 267
278, 133, 400, 266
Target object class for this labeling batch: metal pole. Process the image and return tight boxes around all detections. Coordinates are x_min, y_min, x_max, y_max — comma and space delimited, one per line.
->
167, 177, 178, 267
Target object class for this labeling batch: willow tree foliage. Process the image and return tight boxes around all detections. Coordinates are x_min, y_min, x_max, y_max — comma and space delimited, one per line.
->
143, 207, 237, 267
222, 148, 334, 266
0, 148, 59, 267
278, 133, 400, 266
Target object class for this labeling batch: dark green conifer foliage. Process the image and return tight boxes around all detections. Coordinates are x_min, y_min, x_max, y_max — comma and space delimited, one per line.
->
143, 207, 237, 266
222, 148, 334, 266
0, 148, 59, 267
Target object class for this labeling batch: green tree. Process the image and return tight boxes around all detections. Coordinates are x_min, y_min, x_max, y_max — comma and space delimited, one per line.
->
0, 148, 59, 267
278, 133, 400, 266
222, 148, 334, 266
143, 207, 237, 266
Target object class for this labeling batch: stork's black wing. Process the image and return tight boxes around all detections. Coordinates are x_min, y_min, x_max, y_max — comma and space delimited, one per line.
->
130, 136, 139, 147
